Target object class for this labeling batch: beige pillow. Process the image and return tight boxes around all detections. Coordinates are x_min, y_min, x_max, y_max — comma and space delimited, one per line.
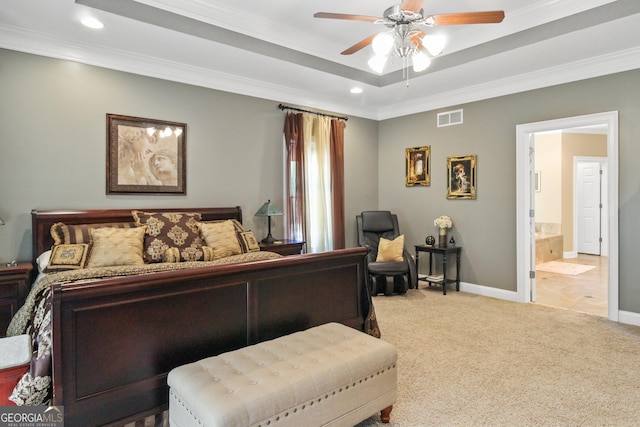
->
376, 235, 405, 262
198, 220, 242, 259
87, 226, 146, 268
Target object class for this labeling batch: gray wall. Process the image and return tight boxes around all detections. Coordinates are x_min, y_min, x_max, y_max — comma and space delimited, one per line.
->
378, 69, 640, 312
0, 49, 378, 261
2, 48, 639, 314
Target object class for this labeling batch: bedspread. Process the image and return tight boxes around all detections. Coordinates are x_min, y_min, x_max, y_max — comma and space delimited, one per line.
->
5, 251, 282, 406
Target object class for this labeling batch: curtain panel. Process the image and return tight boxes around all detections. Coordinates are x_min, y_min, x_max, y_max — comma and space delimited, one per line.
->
283, 111, 345, 251
283, 112, 306, 242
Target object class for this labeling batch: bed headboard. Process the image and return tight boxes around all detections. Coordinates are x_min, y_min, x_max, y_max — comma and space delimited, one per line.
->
31, 207, 243, 259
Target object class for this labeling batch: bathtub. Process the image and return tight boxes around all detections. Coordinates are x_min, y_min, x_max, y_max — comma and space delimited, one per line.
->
535, 226, 563, 264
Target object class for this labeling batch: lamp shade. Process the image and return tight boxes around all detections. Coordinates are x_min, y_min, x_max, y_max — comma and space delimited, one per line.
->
372, 32, 395, 55
368, 54, 388, 74
422, 34, 446, 57
255, 200, 283, 217
412, 51, 431, 72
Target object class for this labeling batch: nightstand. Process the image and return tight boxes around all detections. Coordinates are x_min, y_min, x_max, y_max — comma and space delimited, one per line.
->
259, 240, 305, 256
0, 263, 32, 337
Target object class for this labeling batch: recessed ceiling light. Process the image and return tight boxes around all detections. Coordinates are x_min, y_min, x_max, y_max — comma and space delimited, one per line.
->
350, 87, 363, 94
81, 17, 104, 29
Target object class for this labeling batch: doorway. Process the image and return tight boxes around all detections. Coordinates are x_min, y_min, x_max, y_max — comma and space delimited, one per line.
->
515, 111, 619, 321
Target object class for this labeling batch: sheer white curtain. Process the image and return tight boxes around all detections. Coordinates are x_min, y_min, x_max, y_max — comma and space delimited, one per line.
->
302, 114, 333, 252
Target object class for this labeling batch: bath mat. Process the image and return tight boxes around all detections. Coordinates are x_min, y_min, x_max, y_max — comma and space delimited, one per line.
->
536, 261, 596, 275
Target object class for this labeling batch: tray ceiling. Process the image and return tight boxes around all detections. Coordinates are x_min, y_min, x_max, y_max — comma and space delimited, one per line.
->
1, 0, 639, 119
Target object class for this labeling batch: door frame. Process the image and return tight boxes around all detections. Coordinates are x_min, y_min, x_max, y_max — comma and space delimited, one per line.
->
516, 111, 619, 321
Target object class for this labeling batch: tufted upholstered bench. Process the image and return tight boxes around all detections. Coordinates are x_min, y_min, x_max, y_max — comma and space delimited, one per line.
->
167, 322, 397, 426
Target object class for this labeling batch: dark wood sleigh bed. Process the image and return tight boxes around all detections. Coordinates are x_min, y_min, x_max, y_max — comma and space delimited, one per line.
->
24, 207, 372, 426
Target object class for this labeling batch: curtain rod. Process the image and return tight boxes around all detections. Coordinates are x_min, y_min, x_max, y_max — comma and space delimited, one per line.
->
278, 104, 348, 121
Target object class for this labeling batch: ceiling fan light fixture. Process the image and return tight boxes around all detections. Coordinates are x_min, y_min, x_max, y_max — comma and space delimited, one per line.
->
422, 34, 446, 56
372, 32, 395, 55
368, 54, 388, 74
412, 51, 431, 72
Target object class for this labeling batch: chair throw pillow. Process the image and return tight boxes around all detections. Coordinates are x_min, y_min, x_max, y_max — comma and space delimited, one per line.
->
376, 235, 405, 262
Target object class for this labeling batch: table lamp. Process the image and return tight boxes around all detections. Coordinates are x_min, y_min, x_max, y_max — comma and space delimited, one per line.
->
255, 200, 283, 243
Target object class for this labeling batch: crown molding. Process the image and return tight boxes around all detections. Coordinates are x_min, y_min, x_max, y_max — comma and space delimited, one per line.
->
375, 45, 640, 120
1, 23, 639, 122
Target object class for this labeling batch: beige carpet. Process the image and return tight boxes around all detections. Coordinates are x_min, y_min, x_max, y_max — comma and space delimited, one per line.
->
356, 289, 640, 426
535, 261, 596, 275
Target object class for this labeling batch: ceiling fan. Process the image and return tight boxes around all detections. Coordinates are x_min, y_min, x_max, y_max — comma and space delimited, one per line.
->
314, 0, 504, 74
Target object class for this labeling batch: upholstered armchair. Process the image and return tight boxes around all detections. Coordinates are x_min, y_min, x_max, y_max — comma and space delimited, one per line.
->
356, 211, 417, 295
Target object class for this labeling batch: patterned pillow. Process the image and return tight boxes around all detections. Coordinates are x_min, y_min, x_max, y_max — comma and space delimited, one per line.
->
198, 220, 243, 259
44, 244, 90, 272
86, 227, 146, 268
238, 231, 261, 253
50, 221, 136, 245
132, 211, 204, 262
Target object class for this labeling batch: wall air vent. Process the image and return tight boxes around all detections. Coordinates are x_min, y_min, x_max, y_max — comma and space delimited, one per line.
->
437, 109, 463, 127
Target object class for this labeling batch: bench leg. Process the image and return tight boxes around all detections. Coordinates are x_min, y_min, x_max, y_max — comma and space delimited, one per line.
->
380, 405, 393, 423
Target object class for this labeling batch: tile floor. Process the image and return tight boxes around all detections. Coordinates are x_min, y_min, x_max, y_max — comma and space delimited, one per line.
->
535, 254, 608, 317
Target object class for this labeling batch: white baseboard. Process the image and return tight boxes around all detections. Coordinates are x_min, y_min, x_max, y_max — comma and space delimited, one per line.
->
618, 310, 640, 327
459, 282, 520, 302
460, 282, 640, 328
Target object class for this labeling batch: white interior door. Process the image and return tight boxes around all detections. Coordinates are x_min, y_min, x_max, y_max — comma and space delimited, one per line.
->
577, 160, 601, 255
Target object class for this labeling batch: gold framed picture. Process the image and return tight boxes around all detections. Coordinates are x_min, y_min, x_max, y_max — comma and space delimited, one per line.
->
107, 114, 187, 194
447, 154, 476, 199
406, 146, 431, 186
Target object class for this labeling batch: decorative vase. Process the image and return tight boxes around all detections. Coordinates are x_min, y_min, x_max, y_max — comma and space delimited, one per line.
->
438, 228, 448, 248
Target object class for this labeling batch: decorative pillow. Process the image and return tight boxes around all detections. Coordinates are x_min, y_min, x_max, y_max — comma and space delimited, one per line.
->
132, 211, 204, 263
376, 235, 405, 262
201, 246, 216, 262
162, 247, 181, 263
238, 231, 261, 253
44, 244, 90, 272
198, 220, 243, 259
86, 227, 146, 268
50, 221, 136, 245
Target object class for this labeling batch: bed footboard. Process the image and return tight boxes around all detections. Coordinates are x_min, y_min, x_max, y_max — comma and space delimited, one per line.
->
50, 248, 368, 427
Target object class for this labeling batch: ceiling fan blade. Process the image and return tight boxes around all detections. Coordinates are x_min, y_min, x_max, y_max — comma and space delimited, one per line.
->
430, 11, 505, 26
401, 0, 426, 13
341, 34, 377, 55
313, 12, 380, 23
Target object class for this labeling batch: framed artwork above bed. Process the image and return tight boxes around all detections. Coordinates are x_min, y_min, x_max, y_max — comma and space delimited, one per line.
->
106, 114, 187, 194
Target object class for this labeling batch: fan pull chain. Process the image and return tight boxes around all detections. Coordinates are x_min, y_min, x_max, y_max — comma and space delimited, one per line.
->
403, 56, 411, 87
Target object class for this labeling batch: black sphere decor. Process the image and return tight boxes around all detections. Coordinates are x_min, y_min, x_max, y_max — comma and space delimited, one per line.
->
425, 235, 436, 246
